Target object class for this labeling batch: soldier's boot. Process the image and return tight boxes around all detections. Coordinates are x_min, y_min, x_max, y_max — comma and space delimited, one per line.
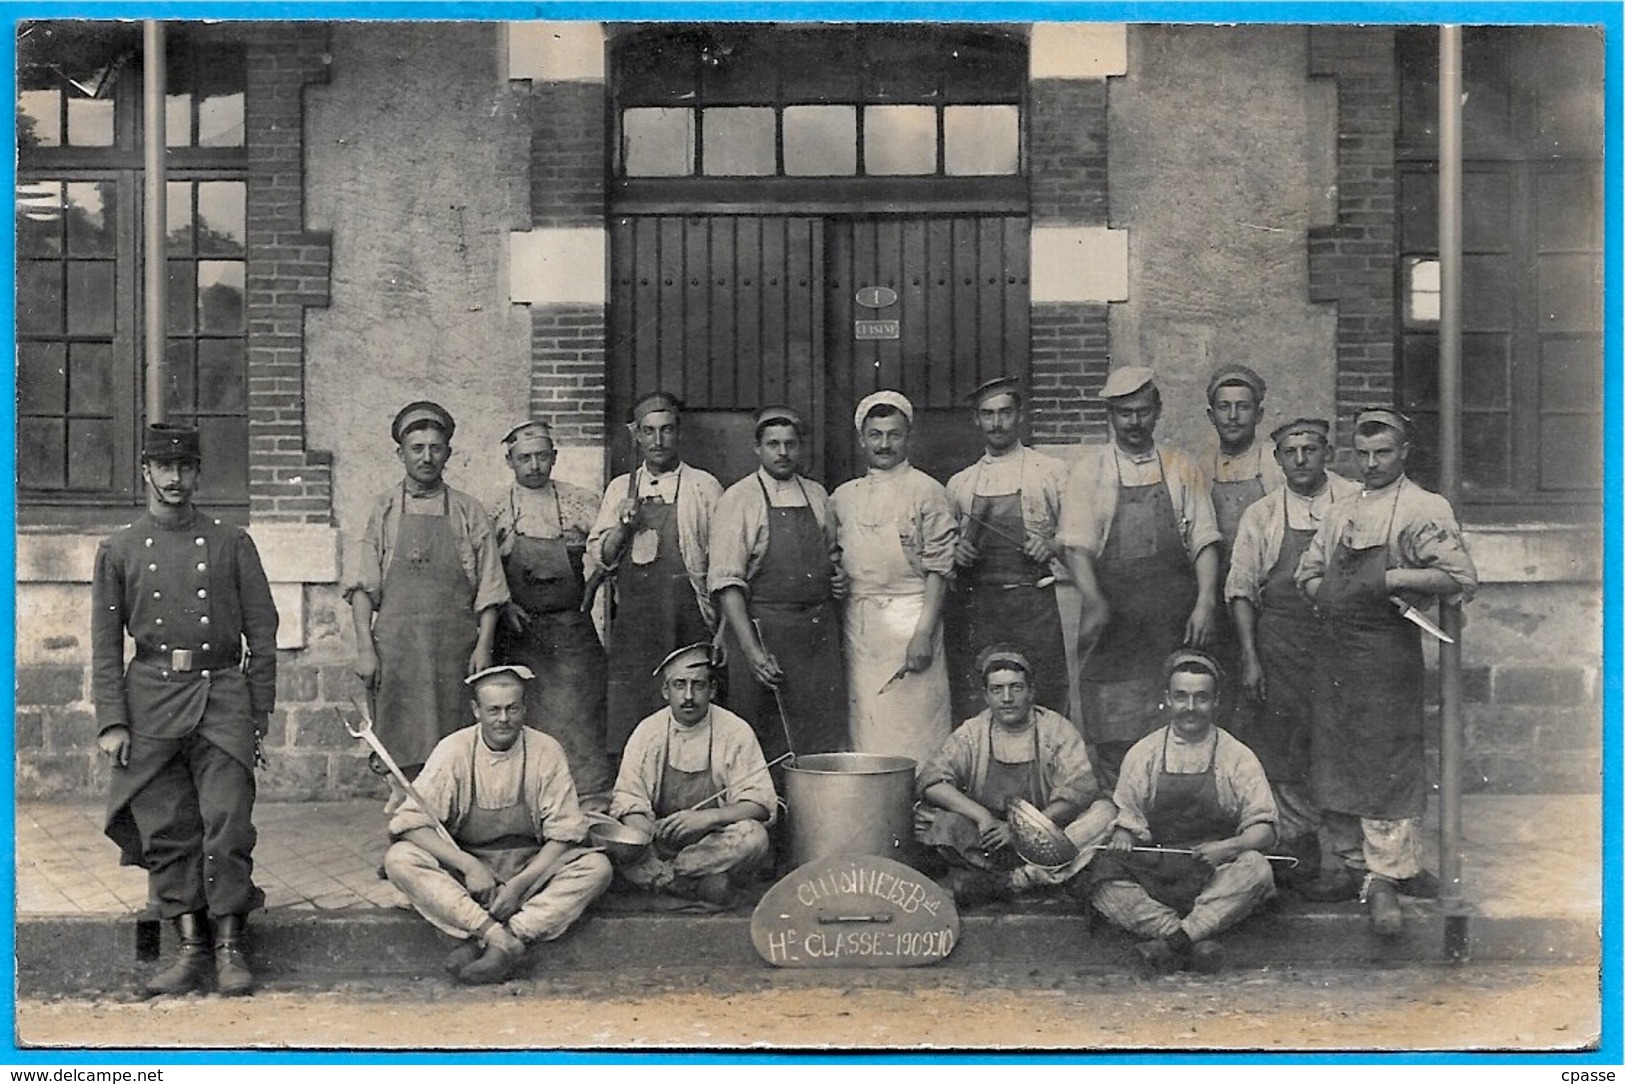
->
144, 912, 213, 996
212, 914, 255, 996
1364, 876, 1404, 939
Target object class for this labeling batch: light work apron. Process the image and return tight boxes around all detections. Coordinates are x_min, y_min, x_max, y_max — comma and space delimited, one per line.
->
1311, 484, 1427, 819
374, 487, 478, 768
726, 476, 848, 761
1079, 454, 1198, 745
607, 472, 709, 755
946, 485, 1069, 723
495, 486, 613, 798
842, 475, 952, 768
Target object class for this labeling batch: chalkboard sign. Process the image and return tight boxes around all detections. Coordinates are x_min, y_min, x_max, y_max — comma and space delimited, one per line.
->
750, 854, 960, 968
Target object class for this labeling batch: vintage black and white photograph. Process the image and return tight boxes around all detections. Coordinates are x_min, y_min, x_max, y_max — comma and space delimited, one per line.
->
11, 14, 1609, 1052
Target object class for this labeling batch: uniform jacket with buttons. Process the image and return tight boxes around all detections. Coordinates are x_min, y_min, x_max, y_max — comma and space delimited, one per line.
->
90, 510, 279, 735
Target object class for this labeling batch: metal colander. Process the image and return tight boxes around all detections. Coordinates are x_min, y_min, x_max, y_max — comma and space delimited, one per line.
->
1007, 798, 1079, 868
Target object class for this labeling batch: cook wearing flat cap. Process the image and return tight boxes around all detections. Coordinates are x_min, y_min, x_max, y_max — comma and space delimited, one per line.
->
1293, 409, 1477, 936
345, 401, 508, 790
608, 644, 776, 905
831, 390, 957, 767
93, 423, 280, 996
385, 665, 611, 984
491, 419, 614, 806
943, 378, 1072, 724
709, 406, 849, 764
586, 391, 724, 756
1223, 417, 1359, 886
1057, 368, 1223, 789
916, 645, 1116, 907
1081, 650, 1277, 977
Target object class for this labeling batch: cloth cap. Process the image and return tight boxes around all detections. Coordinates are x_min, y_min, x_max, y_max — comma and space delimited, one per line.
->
392, 401, 455, 443
1354, 408, 1410, 439
968, 376, 1023, 408
1161, 648, 1223, 687
1205, 364, 1267, 404
853, 390, 914, 432
142, 423, 201, 463
754, 405, 805, 438
1097, 366, 1157, 401
629, 390, 684, 425
465, 664, 535, 690
977, 643, 1033, 682
653, 642, 716, 679
1268, 417, 1332, 444
501, 420, 553, 447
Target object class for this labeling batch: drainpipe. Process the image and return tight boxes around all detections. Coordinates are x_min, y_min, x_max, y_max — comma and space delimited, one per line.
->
1437, 25, 1468, 962
142, 20, 167, 425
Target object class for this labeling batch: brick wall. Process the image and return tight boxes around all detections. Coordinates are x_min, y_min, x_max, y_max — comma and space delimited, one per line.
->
244, 22, 335, 524
1027, 76, 1113, 441
1307, 25, 1399, 465
529, 82, 606, 229
529, 305, 608, 446
1030, 302, 1111, 443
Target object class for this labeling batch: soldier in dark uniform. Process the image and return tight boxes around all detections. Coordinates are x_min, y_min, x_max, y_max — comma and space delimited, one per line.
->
92, 423, 280, 996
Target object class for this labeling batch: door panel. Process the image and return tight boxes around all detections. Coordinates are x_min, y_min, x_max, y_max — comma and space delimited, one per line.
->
609, 215, 824, 485
825, 215, 1030, 485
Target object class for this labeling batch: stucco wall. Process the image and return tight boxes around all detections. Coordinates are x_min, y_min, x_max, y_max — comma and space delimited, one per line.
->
303, 22, 533, 540
1108, 25, 1339, 453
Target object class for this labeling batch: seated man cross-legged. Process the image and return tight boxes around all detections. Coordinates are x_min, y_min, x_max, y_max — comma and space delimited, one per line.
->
384, 665, 611, 985
610, 643, 776, 905
916, 645, 1116, 906
1083, 649, 1278, 976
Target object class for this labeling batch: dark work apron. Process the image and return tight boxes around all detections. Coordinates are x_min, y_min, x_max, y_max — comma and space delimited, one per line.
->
375, 487, 479, 768
946, 487, 1069, 723
607, 473, 709, 755
1211, 471, 1268, 555
1232, 494, 1318, 783
495, 487, 613, 797
459, 732, 541, 884
1086, 730, 1231, 914
652, 719, 715, 860
921, 723, 1044, 872
726, 477, 847, 761
1080, 454, 1198, 743
1311, 485, 1426, 819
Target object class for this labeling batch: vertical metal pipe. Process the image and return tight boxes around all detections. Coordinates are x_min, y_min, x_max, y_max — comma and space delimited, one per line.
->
1437, 25, 1469, 961
142, 20, 167, 425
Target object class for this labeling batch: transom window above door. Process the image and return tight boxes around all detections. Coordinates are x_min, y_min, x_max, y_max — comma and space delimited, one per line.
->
614, 27, 1024, 179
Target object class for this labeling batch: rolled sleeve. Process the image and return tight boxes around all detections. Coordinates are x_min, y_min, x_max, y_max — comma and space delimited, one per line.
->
1402, 497, 1479, 604
534, 747, 592, 846
609, 717, 661, 819
388, 743, 461, 839
917, 723, 978, 798
1220, 737, 1278, 836
707, 482, 767, 596
342, 502, 388, 607
1224, 499, 1274, 605
915, 477, 958, 576
466, 506, 510, 614
720, 720, 779, 826
1172, 460, 1223, 561
1293, 518, 1333, 591
1109, 738, 1158, 842
1041, 716, 1098, 807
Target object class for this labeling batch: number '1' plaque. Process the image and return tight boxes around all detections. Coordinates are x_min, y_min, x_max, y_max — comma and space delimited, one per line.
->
750, 854, 960, 968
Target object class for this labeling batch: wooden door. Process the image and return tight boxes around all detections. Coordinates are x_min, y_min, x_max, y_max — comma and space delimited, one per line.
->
824, 216, 1030, 486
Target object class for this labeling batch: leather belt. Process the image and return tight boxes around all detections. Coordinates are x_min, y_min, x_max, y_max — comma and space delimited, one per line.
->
134, 647, 242, 672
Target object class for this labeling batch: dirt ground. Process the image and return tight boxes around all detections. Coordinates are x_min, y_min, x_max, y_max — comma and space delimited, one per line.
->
16, 963, 1602, 1053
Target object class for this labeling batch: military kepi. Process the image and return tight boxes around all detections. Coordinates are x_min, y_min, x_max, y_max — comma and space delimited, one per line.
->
465, 664, 535, 689
1268, 416, 1331, 444
392, 400, 456, 443
967, 376, 1023, 407
1097, 366, 1156, 401
1354, 408, 1410, 438
142, 423, 201, 462
653, 642, 715, 678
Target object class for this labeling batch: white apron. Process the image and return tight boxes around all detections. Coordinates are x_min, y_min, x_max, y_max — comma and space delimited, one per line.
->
841, 476, 952, 769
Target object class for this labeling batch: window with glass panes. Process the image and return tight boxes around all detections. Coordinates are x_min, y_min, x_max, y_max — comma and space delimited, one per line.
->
1395, 26, 1603, 522
17, 22, 248, 515
615, 27, 1024, 181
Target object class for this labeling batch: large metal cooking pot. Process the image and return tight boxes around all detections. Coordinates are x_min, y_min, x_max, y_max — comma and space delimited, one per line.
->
783, 752, 916, 868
